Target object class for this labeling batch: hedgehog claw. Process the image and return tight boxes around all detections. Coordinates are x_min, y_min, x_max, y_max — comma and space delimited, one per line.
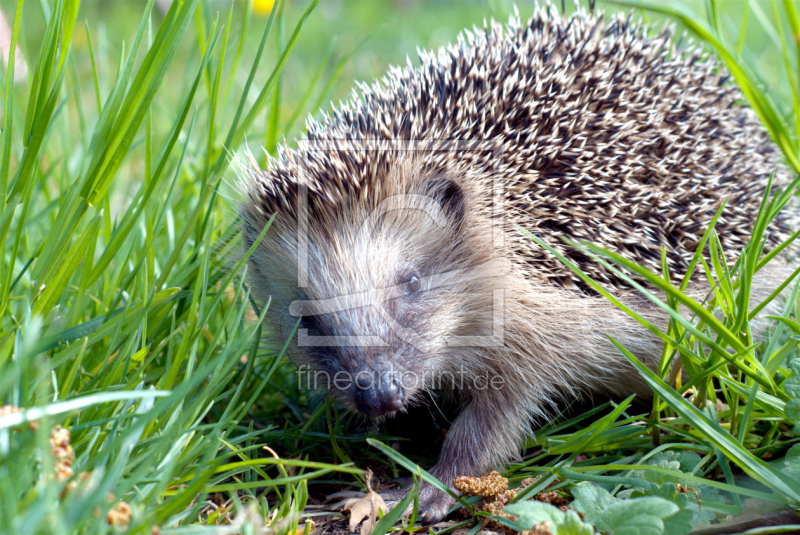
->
381, 484, 455, 525
418, 484, 456, 525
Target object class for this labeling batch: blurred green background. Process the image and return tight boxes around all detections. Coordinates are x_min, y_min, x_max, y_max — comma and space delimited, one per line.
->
4, 0, 794, 184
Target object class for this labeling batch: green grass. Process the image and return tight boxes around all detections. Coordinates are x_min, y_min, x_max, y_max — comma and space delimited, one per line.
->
4, 0, 800, 533
0, 0, 344, 532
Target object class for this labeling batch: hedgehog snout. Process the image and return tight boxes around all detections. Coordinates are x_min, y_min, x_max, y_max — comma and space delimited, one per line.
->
352, 367, 405, 417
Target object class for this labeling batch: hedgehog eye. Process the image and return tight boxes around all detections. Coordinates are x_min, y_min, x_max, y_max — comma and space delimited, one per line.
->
406, 275, 421, 294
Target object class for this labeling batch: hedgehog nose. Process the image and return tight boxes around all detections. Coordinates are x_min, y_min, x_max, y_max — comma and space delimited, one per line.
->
354, 370, 404, 417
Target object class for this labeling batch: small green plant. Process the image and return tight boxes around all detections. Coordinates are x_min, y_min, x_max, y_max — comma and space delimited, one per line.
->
569, 488, 679, 535
506, 500, 595, 535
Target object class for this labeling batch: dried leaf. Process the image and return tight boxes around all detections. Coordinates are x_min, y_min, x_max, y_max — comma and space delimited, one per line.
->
339, 469, 388, 535
348, 496, 373, 532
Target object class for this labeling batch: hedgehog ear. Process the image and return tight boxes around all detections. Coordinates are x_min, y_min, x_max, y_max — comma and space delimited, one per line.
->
426, 177, 465, 227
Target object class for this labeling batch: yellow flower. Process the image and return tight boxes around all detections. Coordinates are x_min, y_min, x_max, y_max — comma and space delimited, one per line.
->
253, 0, 280, 14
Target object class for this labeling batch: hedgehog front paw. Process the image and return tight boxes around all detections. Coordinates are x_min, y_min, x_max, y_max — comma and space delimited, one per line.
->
417, 484, 456, 525
380, 484, 455, 525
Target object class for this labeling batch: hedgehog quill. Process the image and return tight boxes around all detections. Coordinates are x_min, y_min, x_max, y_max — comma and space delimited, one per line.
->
240, 4, 796, 523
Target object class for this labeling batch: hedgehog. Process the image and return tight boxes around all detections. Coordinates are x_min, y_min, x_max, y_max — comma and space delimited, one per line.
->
239, 4, 796, 524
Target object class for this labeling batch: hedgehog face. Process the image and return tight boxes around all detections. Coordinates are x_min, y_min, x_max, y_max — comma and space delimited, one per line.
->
294, 177, 472, 418
245, 162, 503, 419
